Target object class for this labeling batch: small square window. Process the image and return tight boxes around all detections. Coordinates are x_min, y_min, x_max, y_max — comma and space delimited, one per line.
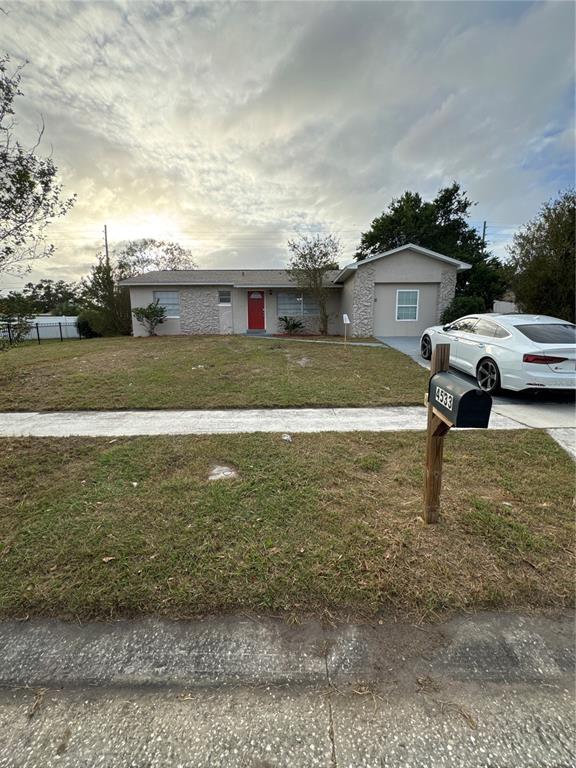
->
153, 290, 180, 317
218, 290, 232, 305
396, 290, 419, 321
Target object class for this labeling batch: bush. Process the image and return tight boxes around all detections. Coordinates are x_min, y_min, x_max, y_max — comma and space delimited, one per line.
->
0, 318, 32, 350
132, 300, 167, 336
279, 316, 305, 334
76, 310, 107, 338
440, 295, 486, 325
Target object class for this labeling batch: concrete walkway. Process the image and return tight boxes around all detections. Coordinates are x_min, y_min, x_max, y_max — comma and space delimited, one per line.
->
0, 406, 523, 437
3, 407, 575, 459
0, 612, 573, 767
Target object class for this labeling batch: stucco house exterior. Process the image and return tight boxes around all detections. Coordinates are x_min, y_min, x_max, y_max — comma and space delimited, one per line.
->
120, 244, 470, 338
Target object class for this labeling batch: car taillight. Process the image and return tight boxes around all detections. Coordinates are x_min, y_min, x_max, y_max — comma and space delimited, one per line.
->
523, 354, 568, 364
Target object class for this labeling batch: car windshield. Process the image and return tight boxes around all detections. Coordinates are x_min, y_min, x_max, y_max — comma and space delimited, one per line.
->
515, 323, 576, 344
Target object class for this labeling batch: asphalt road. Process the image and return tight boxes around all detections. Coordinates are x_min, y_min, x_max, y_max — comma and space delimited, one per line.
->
0, 612, 573, 767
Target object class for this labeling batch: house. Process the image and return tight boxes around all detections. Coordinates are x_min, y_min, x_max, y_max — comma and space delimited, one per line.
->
120, 244, 471, 338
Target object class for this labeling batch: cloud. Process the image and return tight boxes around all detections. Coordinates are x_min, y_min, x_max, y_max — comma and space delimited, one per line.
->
0, 0, 573, 287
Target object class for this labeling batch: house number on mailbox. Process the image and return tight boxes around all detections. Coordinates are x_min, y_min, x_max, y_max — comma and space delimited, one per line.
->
435, 386, 453, 411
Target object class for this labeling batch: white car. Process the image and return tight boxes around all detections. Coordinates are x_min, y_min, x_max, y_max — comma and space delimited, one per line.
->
420, 314, 576, 394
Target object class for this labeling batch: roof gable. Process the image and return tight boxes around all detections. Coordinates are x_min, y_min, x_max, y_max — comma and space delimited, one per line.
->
335, 243, 471, 282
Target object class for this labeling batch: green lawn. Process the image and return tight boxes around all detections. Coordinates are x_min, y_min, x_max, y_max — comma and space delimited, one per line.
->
0, 335, 428, 411
0, 430, 573, 621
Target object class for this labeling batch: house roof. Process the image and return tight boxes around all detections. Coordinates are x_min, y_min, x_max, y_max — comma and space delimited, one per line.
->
119, 269, 342, 288
334, 243, 472, 282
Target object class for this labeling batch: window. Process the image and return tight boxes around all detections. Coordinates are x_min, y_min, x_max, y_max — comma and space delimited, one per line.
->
218, 290, 232, 305
277, 291, 320, 316
516, 323, 576, 344
448, 317, 477, 332
396, 290, 419, 321
153, 290, 180, 317
493, 324, 510, 339
471, 319, 498, 337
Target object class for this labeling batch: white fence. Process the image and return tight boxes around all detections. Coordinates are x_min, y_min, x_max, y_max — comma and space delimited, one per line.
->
1, 316, 80, 344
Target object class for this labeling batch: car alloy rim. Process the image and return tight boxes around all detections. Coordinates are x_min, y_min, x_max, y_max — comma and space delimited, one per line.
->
478, 360, 497, 391
421, 337, 431, 358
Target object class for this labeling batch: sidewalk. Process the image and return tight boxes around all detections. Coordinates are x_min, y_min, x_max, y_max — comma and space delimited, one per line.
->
0, 405, 523, 436
0, 612, 573, 767
2, 407, 575, 458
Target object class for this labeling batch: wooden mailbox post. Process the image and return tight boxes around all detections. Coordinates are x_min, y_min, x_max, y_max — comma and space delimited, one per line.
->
424, 343, 492, 524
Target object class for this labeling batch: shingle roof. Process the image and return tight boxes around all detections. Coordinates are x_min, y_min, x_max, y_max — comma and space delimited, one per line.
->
334, 243, 472, 282
119, 269, 343, 288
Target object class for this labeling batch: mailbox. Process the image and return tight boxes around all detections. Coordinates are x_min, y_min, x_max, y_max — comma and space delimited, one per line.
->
428, 373, 492, 428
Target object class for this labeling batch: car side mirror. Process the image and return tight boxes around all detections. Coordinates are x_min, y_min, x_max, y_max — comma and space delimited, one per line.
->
442, 324, 451, 332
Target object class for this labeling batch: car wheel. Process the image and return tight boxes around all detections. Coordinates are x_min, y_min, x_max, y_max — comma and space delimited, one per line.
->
420, 334, 432, 360
476, 358, 501, 394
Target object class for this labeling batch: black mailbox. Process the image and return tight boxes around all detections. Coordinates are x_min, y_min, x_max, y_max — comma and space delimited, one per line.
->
428, 373, 492, 428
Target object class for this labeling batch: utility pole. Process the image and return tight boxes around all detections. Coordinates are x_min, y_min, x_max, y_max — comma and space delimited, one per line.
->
104, 224, 110, 263
481, 220, 486, 247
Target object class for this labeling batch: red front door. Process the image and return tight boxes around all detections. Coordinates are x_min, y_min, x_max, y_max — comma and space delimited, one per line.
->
247, 290, 265, 330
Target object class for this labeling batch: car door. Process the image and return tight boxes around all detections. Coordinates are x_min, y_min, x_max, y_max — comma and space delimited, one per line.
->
438, 317, 478, 370
457, 318, 496, 373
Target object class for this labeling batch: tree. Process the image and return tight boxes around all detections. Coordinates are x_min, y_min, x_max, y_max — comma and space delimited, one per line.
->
81, 252, 131, 335
132, 300, 167, 336
440, 295, 487, 325
0, 55, 75, 275
508, 190, 575, 323
0, 278, 82, 316
0, 289, 34, 319
287, 234, 340, 336
355, 183, 509, 308
115, 239, 196, 278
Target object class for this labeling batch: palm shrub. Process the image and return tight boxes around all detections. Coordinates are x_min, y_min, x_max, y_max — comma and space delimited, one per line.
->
279, 316, 305, 334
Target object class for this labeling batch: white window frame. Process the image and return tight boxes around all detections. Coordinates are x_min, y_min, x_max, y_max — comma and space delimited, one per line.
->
277, 291, 320, 317
153, 290, 180, 318
395, 289, 419, 322
218, 290, 232, 306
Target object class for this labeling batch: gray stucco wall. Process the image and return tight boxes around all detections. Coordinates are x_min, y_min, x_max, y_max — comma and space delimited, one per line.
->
180, 287, 220, 334
340, 274, 355, 326
271, 290, 343, 335
129, 285, 343, 336
129, 287, 181, 337
351, 264, 375, 337
349, 249, 461, 336
437, 270, 457, 320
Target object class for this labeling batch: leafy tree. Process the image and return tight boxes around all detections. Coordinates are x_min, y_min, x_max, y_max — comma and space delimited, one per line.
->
132, 299, 167, 336
287, 234, 340, 336
81, 252, 131, 335
115, 239, 196, 278
0, 55, 75, 275
508, 190, 575, 323
2, 278, 82, 314
355, 183, 509, 307
0, 289, 34, 319
440, 295, 486, 325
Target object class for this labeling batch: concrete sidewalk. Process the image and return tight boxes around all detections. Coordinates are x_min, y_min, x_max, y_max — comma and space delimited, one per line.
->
0, 406, 524, 437
3, 407, 575, 459
0, 612, 573, 767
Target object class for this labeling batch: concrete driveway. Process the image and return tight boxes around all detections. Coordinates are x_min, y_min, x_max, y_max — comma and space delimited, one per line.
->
378, 336, 576, 430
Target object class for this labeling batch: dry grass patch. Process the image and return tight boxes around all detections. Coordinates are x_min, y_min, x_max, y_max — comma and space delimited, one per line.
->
0, 335, 426, 411
0, 430, 573, 621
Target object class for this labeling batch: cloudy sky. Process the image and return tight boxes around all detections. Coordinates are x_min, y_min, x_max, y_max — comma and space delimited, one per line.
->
1, 0, 574, 289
